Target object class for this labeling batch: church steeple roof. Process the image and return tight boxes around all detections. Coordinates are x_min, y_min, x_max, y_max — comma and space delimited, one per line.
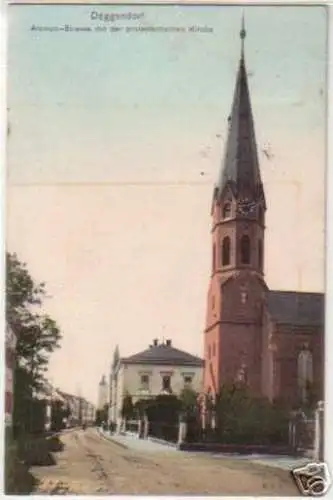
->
217, 16, 264, 202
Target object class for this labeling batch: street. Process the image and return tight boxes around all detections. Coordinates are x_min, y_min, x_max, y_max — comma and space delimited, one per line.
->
30, 428, 299, 495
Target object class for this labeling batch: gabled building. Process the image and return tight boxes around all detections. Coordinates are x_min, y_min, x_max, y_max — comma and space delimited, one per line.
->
109, 339, 204, 424
203, 19, 324, 407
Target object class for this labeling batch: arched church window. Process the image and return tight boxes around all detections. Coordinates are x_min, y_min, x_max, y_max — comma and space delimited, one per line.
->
258, 206, 264, 224
258, 239, 263, 269
212, 243, 216, 273
222, 237, 231, 266
223, 203, 231, 219
240, 235, 251, 264
297, 348, 313, 404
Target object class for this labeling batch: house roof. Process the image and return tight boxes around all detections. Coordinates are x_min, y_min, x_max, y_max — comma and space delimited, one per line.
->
267, 290, 324, 326
121, 342, 204, 367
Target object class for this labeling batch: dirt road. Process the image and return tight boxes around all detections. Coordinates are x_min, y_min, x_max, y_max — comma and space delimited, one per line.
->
30, 428, 299, 495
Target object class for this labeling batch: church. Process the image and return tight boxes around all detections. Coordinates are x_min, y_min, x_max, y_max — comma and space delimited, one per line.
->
203, 20, 324, 408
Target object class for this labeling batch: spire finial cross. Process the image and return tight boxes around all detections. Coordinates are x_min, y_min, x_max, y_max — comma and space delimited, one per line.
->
240, 10, 246, 58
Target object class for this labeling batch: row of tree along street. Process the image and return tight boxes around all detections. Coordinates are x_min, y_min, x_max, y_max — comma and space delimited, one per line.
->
6, 252, 68, 436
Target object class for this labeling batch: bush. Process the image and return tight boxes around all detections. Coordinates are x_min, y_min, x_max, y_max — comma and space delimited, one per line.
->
135, 395, 182, 442
213, 384, 289, 445
121, 394, 134, 419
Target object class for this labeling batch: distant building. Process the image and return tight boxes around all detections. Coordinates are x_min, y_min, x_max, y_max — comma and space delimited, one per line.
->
81, 398, 95, 424
58, 390, 95, 425
203, 21, 324, 407
109, 339, 204, 424
97, 375, 108, 410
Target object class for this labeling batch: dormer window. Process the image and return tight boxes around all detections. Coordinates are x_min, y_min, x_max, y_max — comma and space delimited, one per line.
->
223, 203, 231, 219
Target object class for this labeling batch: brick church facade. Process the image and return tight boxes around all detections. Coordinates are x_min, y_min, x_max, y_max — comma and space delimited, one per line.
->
203, 22, 324, 408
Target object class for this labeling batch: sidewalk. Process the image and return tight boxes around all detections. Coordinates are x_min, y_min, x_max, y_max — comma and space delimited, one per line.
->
98, 428, 311, 473
98, 428, 179, 454
210, 452, 311, 472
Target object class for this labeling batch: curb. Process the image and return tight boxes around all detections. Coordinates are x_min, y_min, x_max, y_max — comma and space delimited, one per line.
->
97, 429, 129, 450
147, 436, 178, 449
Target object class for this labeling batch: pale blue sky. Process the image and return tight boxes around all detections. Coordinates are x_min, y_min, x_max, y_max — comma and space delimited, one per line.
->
8, 5, 326, 184
7, 5, 327, 404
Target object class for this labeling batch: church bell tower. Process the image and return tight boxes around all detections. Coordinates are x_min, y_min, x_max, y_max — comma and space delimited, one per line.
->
203, 17, 267, 398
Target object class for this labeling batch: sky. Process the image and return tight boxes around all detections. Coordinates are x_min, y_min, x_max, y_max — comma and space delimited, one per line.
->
6, 4, 327, 405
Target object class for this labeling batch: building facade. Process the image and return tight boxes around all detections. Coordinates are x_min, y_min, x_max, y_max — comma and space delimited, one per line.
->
58, 390, 96, 426
109, 339, 204, 423
203, 22, 324, 408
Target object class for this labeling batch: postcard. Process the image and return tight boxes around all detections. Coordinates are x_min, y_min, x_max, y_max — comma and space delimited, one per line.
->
4, 2, 328, 496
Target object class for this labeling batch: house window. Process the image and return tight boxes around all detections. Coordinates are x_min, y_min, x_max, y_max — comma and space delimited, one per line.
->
222, 237, 231, 266
240, 235, 251, 264
258, 239, 263, 269
140, 374, 150, 391
183, 375, 193, 387
223, 203, 231, 219
162, 375, 172, 393
297, 348, 313, 404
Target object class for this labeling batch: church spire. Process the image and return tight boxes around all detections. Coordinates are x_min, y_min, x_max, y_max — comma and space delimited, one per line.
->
217, 16, 265, 205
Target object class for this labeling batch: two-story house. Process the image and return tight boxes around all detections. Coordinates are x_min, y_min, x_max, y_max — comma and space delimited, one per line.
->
109, 339, 204, 424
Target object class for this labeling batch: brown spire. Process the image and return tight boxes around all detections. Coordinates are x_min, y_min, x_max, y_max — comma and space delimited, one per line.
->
217, 16, 265, 204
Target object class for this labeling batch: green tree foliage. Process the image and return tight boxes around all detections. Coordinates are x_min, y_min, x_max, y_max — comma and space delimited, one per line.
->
121, 393, 134, 419
179, 388, 198, 414
51, 400, 67, 432
6, 252, 62, 433
213, 384, 289, 445
147, 395, 181, 421
95, 403, 109, 426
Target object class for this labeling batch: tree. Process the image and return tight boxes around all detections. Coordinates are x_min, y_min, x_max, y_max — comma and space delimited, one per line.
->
179, 388, 198, 415
95, 403, 109, 427
213, 384, 289, 445
51, 400, 66, 432
121, 393, 134, 420
6, 252, 62, 433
